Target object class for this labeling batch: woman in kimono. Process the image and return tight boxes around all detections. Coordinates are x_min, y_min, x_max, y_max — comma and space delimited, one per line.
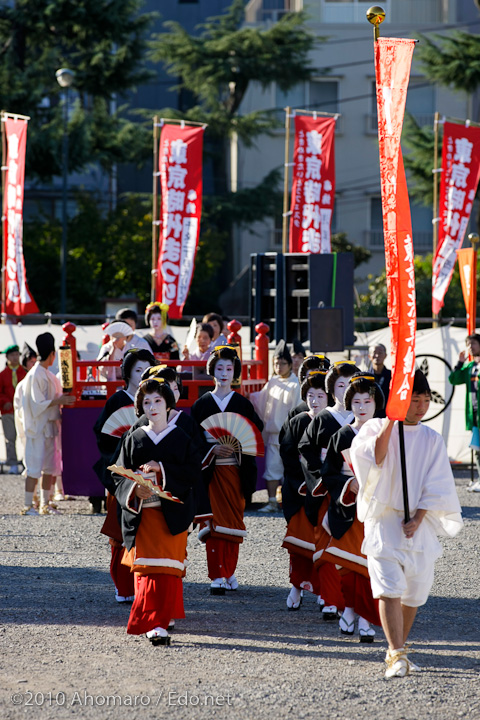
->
321, 373, 383, 641
191, 346, 263, 594
112, 377, 198, 646
298, 361, 358, 620
280, 371, 328, 610
143, 302, 179, 361
94, 349, 156, 601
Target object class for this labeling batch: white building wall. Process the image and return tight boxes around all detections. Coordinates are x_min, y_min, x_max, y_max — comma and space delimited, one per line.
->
238, 0, 470, 292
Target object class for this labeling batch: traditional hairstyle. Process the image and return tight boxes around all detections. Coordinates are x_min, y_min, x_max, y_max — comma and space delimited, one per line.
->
121, 348, 155, 383
344, 372, 385, 411
141, 364, 183, 397
21, 342, 37, 369
206, 345, 241, 380
134, 377, 176, 417
298, 354, 331, 384
412, 368, 431, 396
144, 301, 169, 328
300, 370, 327, 401
325, 360, 358, 397
196, 322, 214, 340
202, 312, 224, 332
115, 307, 138, 325
36, 332, 55, 362
273, 339, 292, 365
289, 338, 306, 357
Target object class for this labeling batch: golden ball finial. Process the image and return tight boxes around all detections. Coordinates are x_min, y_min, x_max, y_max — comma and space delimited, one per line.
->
366, 6, 386, 26
468, 232, 480, 247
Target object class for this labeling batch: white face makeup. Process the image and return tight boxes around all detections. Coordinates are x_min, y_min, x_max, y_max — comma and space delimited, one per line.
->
214, 359, 234, 387
350, 391, 376, 424
149, 312, 163, 331
142, 391, 168, 424
129, 360, 153, 392
333, 375, 348, 403
306, 387, 328, 415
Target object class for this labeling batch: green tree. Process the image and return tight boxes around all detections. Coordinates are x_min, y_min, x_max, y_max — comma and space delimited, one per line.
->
149, 0, 320, 300
0, 0, 155, 179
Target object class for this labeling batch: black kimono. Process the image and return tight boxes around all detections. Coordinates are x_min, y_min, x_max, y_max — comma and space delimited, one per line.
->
279, 411, 312, 523
113, 424, 199, 551
93, 389, 134, 495
298, 408, 353, 525
321, 425, 357, 540
191, 391, 263, 499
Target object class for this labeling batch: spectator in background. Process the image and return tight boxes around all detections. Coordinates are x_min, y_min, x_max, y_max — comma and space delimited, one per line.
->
181, 323, 214, 379
115, 308, 151, 353
202, 312, 228, 348
144, 302, 180, 362
0, 344, 26, 474
368, 343, 391, 418
449, 333, 480, 492
289, 339, 307, 377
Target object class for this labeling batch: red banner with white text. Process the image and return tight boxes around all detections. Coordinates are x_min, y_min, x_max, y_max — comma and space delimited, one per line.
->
2, 118, 38, 316
375, 38, 416, 421
457, 247, 477, 336
156, 124, 204, 319
289, 115, 336, 253
432, 122, 480, 315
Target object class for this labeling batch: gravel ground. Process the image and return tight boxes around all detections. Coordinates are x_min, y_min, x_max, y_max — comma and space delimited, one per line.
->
1, 469, 479, 720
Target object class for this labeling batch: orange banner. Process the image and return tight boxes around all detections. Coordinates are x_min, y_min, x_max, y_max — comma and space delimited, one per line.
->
457, 247, 477, 336
374, 38, 416, 421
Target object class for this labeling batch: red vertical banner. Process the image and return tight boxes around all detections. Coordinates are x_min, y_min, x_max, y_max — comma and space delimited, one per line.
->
432, 122, 480, 315
289, 115, 336, 253
156, 124, 204, 319
457, 247, 477, 335
2, 118, 38, 315
374, 38, 416, 421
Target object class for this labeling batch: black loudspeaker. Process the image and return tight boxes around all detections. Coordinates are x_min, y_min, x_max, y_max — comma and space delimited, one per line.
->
309, 308, 345, 352
249, 253, 285, 342
283, 253, 354, 346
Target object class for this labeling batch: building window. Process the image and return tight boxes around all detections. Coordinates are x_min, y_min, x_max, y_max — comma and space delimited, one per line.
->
275, 79, 339, 119
368, 196, 432, 251
322, 0, 389, 24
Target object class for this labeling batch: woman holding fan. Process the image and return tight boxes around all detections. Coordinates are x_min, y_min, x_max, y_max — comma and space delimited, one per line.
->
191, 346, 263, 595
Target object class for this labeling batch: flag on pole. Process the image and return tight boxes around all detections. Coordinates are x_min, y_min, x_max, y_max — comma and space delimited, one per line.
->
432, 122, 480, 315
289, 115, 336, 253
2, 118, 38, 316
156, 124, 204, 319
457, 247, 477, 336
374, 37, 416, 421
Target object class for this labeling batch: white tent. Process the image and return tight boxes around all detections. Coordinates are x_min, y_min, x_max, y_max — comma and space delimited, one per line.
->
354, 324, 472, 463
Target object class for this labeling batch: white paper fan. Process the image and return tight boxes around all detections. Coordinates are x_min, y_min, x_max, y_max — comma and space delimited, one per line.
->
101, 405, 136, 437
201, 412, 264, 456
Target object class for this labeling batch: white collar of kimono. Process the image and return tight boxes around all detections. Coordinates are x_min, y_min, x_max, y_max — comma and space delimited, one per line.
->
167, 410, 182, 426
211, 390, 235, 412
326, 406, 354, 426
142, 424, 176, 445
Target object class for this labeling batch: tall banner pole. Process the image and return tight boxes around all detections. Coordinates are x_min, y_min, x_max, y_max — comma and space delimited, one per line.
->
432, 111, 440, 328
151, 115, 160, 302
1, 113, 6, 319
282, 106, 291, 254
367, 6, 416, 524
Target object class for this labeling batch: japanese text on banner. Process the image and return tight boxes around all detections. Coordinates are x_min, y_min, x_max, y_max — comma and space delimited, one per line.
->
289, 115, 336, 254
156, 125, 204, 319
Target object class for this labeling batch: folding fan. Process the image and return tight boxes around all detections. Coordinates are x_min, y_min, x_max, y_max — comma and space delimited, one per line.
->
201, 412, 264, 456
101, 405, 136, 437
107, 465, 183, 504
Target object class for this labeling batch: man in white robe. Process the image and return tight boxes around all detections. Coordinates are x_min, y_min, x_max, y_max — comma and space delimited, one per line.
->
350, 370, 463, 678
21, 333, 75, 515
